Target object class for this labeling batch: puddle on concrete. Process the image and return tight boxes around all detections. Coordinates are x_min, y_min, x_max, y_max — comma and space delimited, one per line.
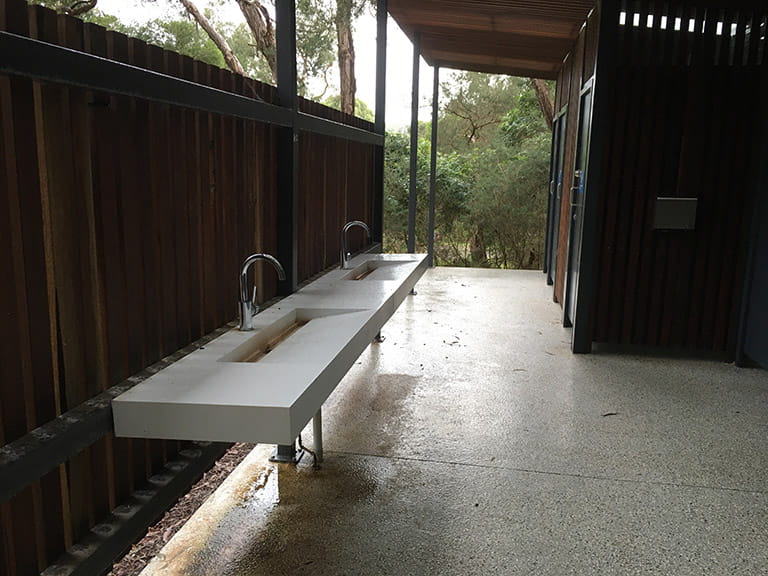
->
172, 457, 385, 576
326, 372, 420, 456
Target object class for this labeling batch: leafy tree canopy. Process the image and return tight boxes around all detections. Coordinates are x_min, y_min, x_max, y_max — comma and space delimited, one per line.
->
384, 72, 552, 270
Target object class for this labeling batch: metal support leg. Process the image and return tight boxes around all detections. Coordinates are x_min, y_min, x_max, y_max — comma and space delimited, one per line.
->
374, 330, 385, 343
270, 442, 303, 464
313, 409, 323, 463
410, 288, 417, 295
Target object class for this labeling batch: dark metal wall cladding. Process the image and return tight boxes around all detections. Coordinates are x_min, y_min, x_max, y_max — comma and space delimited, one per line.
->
387, 0, 594, 78
555, 0, 767, 352
0, 1, 375, 574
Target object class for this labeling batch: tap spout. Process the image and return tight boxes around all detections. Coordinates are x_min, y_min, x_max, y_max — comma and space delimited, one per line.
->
340, 220, 371, 269
239, 253, 286, 331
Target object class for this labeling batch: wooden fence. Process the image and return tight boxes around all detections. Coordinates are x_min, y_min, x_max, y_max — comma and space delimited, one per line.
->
0, 1, 375, 574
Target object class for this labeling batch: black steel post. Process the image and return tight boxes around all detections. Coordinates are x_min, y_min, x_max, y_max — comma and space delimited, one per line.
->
407, 32, 421, 253
571, 0, 619, 354
274, 0, 300, 462
372, 0, 388, 245
735, 53, 768, 365
276, 0, 299, 295
427, 65, 439, 266
543, 121, 557, 277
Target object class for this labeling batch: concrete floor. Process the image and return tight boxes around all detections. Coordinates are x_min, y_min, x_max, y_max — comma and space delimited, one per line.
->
143, 268, 768, 576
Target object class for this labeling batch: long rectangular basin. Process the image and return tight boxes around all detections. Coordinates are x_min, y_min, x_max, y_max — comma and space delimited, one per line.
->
111, 252, 429, 445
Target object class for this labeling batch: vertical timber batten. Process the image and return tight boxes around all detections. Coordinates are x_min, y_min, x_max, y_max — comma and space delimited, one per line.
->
428, 65, 439, 266
572, 0, 618, 353
372, 0, 387, 245
407, 31, 420, 254
276, 0, 299, 293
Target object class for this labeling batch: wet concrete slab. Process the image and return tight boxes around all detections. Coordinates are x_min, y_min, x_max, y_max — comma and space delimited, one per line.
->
142, 268, 768, 576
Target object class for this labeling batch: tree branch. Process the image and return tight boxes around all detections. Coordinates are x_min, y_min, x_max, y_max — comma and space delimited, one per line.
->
179, 0, 246, 76
531, 78, 554, 131
236, 0, 277, 83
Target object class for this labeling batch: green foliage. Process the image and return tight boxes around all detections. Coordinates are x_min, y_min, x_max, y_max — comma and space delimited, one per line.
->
228, 22, 274, 83
499, 83, 547, 145
438, 72, 523, 152
384, 73, 551, 270
295, 0, 336, 97
133, 15, 227, 68
321, 95, 374, 121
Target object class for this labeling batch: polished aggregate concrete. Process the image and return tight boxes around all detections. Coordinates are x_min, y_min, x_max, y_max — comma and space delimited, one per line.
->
143, 268, 768, 576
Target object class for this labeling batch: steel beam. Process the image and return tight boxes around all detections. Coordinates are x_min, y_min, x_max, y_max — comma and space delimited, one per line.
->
296, 112, 382, 146
427, 65, 439, 267
0, 31, 382, 148
0, 31, 292, 126
407, 32, 421, 254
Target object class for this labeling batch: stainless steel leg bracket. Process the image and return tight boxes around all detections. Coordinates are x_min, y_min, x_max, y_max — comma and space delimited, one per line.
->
313, 409, 323, 463
269, 443, 303, 464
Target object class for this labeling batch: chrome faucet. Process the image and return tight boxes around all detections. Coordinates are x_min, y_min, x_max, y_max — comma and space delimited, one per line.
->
239, 254, 286, 331
340, 220, 371, 269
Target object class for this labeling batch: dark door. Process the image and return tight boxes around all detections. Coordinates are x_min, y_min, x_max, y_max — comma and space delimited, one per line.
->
546, 112, 567, 286
744, 191, 768, 367
564, 87, 593, 327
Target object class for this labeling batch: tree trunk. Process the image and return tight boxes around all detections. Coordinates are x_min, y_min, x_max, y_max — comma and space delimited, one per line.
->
470, 230, 486, 267
531, 78, 554, 131
66, 0, 98, 15
236, 0, 277, 83
335, 0, 356, 115
179, 0, 246, 76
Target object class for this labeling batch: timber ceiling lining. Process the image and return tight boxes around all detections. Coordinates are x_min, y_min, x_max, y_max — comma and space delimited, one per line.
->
388, 0, 595, 79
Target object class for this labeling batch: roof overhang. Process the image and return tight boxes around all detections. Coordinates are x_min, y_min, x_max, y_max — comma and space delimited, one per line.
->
388, 0, 596, 79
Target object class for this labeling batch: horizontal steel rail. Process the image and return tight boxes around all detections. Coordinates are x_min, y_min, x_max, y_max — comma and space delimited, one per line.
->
41, 442, 230, 576
0, 31, 292, 126
0, 31, 382, 146
296, 111, 383, 146
0, 323, 233, 503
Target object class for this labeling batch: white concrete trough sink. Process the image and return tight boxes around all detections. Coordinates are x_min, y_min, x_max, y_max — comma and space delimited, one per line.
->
112, 253, 427, 446
217, 308, 365, 364
342, 259, 402, 281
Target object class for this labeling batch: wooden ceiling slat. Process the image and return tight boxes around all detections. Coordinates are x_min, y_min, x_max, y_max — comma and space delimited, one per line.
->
421, 28, 574, 60
388, 0, 595, 78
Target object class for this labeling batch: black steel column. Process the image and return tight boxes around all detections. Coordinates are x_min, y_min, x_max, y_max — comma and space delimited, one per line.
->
274, 0, 300, 462
407, 32, 421, 253
543, 120, 557, 277
735, 50, 768, 365
572, 0, 619, 353
372, 0, 387, 246
276, 0, 299, 293
427, 65, 439, 266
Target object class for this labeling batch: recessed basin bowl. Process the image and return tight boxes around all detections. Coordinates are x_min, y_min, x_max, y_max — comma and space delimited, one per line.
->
218, 308, 363, 363
343, 259, 403, 281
